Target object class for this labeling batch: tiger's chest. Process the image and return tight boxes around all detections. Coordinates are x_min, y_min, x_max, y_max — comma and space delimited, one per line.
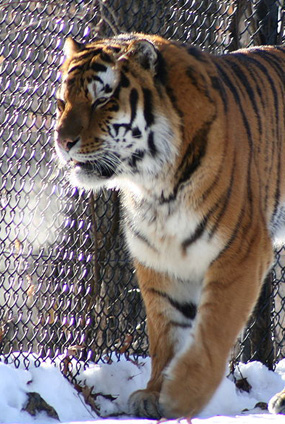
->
122, 189, 221, 281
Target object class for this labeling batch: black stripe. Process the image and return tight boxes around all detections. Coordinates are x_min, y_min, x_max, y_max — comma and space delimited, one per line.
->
122, 64, 129, 73
238, 55, 281, 116
211, 75, 228, 112
182, 221, 206, 252
106, 102, 119, 112
155, 50, 168, 85
147, 131, 157, 157
112, 84, 121, 100
165, 85, 184, 120
72, 51, 94, 61
109, 46, 121, 53
209, 155, 236, 238
104, 84, 112, 94
238, 223, 263, 264
186, 67, 200, 88
228, 59, 262, 133
84, 47, 103, 56
129, 88, 138, 124
213, 203, 246, 262
120, 72, 130, 87
132, 127, 142, 138
125, 219, 158, 252
256, 49, 284, 81
100, 51, 113, 63
186, 67, 212, 102
92, 75, 104, 83
175, 119, 212, 188
142, 88, 154, 126
170, 321, 193, 328
199, 126, 229, 205
243, 61, 266, 110
132, 230, 156, 250
159, 118, 214, 204
68, 64, 84, 74
181, 161, 235, 251
149, 288, 197, 320
129, 149, 145, 169
187, 46, 208, 62
216, 61, 251, 136
91, 62, 107, 73
113, 123, 130, 136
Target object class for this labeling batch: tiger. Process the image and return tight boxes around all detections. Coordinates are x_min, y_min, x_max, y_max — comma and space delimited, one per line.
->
54, 33, 285, 418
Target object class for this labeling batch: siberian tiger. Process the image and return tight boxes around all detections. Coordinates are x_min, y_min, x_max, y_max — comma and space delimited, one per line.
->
54, 33, 285, 418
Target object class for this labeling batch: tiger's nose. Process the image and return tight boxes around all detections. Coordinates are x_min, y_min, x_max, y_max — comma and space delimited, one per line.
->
57, 136, 80, 152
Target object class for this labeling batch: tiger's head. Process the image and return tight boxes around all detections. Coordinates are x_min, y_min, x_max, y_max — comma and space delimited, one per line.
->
55, 34, 181, 191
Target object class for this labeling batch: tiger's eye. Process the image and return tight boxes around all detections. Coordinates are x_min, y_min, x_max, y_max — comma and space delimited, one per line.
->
92, 97, 108, 110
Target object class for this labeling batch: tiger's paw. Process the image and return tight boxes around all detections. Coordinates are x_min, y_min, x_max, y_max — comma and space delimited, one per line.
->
128, 389, 162, 418
158, 360, 206, 418
268, 389, 285, 414
159, 375, 191, 419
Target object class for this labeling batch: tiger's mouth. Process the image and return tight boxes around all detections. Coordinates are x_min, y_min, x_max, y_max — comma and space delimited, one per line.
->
72, 160, 116, 179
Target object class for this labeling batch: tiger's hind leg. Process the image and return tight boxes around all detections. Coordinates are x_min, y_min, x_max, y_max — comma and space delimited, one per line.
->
159, 233, 273, 418
128, 263, 200, 418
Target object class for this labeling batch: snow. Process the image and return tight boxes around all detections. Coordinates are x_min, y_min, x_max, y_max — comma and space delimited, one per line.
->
0, 353, 284, 424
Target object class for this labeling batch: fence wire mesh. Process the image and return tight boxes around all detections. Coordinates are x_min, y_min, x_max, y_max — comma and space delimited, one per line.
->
0, 0, 284, 375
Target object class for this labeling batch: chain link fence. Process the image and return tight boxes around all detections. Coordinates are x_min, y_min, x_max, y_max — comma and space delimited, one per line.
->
0, 0, 284, 375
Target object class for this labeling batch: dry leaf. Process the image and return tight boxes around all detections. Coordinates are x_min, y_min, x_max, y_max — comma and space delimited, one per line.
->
118, 333, 133, 354
22, 392, 59, 420
235, 377, 252, 393
81, 385, 100, 414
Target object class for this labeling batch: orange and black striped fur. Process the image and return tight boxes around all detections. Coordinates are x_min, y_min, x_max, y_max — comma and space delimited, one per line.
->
55, 33, 285, 418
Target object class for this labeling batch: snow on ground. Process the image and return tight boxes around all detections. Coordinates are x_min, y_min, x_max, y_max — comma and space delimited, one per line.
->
0, 353, 284, 424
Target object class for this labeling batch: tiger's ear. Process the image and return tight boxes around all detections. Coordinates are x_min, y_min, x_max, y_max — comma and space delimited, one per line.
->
120, 39, 158, 73
63, 37, 84, 59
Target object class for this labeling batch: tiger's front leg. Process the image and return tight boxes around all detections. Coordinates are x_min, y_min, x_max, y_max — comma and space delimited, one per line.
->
159, 240, 273, 418
128, 262, 200, 418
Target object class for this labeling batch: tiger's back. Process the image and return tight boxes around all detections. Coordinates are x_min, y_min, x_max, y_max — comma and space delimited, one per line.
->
54, 34, 285, 418
213, 46, 285, 239
158, 42, 285, 247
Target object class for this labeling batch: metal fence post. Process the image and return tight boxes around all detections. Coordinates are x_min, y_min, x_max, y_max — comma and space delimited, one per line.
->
256, 0, 280, 44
